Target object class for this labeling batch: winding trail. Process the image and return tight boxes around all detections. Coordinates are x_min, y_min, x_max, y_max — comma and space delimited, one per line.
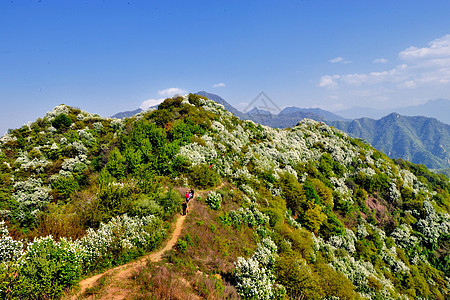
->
69, 204, 189, 299
68, 184, 225, 299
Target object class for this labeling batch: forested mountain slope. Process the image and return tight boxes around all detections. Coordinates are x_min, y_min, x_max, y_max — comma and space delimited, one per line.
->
329, 113, 450, 170
1, 95, 450, 299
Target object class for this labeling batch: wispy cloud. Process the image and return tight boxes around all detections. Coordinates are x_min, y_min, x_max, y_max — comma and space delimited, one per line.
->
318, 75, 340, 88
373, 58, 388, 64
399, 34, 450, 60
319, 34, 450, 92
329, 56, 351, 64
158, 87, 187, 97
140, 98, 165, 110
213, 82, 226, 88
140, 87, 187, 110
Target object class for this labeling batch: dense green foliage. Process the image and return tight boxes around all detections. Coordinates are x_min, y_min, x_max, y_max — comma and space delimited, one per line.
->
329, 113, 450, 171
1, 94, 450, 299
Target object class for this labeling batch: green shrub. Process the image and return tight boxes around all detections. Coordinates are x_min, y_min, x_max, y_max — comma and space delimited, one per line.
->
52, 175, 79, 198
189, 164, 220, 189
132, 194, 163, 217
51, 114, 72, 130
105, 147, 127, 179
276, 255, 323, 299
12, 236, 81, 299
158, 188, 182, 219
176, 239, 188, 253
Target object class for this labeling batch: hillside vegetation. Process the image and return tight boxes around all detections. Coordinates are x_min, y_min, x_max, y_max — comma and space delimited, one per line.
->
1, 95, 450, 299
329, 113, 450, 171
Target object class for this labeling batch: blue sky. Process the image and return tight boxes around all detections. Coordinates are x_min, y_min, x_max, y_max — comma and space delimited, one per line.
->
1, 0, 450, 134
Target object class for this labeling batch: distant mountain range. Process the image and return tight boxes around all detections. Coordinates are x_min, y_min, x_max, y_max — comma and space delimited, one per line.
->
329, 114, 450, 170
111, 92, 450, 172
195, 91, 249, 120
111, 108, 143, 119
195, 91, 348, 127
336, 98, 450, 125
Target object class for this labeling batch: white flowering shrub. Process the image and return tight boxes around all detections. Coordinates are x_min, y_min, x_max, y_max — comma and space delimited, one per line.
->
77, 214, 165, 271
329, 228, 357, 254
388, 182, 401, 203
60, 154, 90, 174
14, 150, 50, 171
178, 142, 216, 166
0, 132, 17, 144
313, 232, 398, 298
415, 201, 450, 244
72, 140, 89, 155
110, 118, 124, 130
0, 221, 23, 263
10, 235, 83, 299
12, 177, 52, 225
45, 104, 70, 120
206, 191, 222, 210
380, 246, 410, 273
77, 128, 96, 146
240, 184, 255, 197
234, 238, 283, 299
93, 121, 104, 131
390, 224, 419, 249
330, 176, 352, 201
285, 211, 301, 229
229, 205, 269, 228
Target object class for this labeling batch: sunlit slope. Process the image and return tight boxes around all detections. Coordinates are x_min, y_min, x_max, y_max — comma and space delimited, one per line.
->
1, 94, 449, 299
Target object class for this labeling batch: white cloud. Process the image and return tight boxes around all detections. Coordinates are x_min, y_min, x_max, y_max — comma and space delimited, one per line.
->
139, 87, 187, 110
342, 73, 368, 86
329, 57, 344, 63
399, 34, 450, 60
213, 82, 226, 88
157, 87, 187, 97
319, 34, 450, 94
140, 98, 165, 110
329, 56, 351, 63
373, 58, 388, 64
319, 75, 340, 88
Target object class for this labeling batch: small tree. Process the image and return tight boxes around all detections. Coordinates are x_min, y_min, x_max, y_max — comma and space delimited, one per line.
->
51, 114, 72, 129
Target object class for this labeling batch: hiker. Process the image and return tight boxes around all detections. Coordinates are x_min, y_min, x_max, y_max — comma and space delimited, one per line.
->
189, 188, 194, 199
185, 191, 190, 203
182, 201, 187, 215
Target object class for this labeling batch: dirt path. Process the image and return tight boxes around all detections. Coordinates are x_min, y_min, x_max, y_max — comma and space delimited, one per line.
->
70, 205, 189, 299
69, 184, 226, 299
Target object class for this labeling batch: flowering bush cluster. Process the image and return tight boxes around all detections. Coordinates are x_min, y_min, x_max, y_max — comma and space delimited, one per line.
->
14, 149, 50, 172
415, 200, 450, 244
234, 237, 285, 300
1, 97, 450, 298
77, 214, 165, 271
0, 221, 23, 264
229, 205, 270, 228
12, 177, 52, 225
313, 230, 396, 298
206, 191, 222, 210
0, 214, 165, 298
14, 236, 83, 299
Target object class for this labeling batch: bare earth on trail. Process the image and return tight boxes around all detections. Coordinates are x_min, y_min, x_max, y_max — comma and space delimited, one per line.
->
68, 203, 189, 300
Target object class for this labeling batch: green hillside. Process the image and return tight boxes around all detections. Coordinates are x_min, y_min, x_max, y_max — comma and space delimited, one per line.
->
1, 95, 450, 299
329, 113, 450, 171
